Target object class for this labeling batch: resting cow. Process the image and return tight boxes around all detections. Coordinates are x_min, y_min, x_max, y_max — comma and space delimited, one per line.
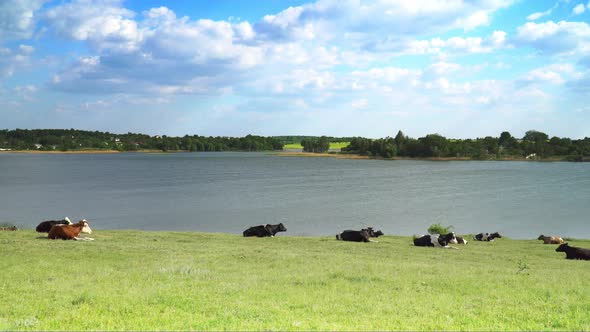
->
474, 232, 502, 241
48, 220, 93, 241
362, 227, 384, 237
336, 230, 374, 242
0, 226, 18, 231
555, 243, 590, 260
243, 223, 287, 237
450, 236, 468, 245
414, 232, 457, 249
538, 235, 564, 244
36, 217, 72, 233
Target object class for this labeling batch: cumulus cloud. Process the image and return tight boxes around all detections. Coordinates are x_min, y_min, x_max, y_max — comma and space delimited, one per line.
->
255, 0, 512, 42
516, 20, 590, 55
390, 31, 507, 55
39, 0, 517, 97
44, 0, 142, 53
0, 44, 35, 78
46, 1, 269, 94
572, 3, 586, 14
0, 0, 46, 42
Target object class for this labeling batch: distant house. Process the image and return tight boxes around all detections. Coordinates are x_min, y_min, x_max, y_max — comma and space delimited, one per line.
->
526, 153, 537, 159
34, 144, 42, 149
0, 148, 11, 151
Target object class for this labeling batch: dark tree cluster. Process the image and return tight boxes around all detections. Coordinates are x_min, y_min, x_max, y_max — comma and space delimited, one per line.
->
301, 136, 330, 153
343, 130, 590, 161
0, 129, 284, 152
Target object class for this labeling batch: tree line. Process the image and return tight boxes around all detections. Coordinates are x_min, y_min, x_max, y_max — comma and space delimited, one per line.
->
0, 129, 284, 152
342, 130, 590, 161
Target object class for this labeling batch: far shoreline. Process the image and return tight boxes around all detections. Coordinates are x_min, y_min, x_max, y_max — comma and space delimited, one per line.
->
0, 149, 579, 162
274, 151, 570, 162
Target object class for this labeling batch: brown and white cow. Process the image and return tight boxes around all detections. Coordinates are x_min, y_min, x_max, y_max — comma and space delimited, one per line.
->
48, 220, 93, 241
538, 235, 564, 244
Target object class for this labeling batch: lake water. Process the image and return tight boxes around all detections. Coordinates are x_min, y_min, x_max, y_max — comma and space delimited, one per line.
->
1, 152, 589, 239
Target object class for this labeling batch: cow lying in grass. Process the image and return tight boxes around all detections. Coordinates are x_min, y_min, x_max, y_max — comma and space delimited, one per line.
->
413, 232, 457, 249
363, 227, 384, 237
48, 220, 93, 241
243, 223, 287, 237
336, 230, 376, 242
450, 236, 468, 245
474, 232, 502, 241
538, 235, 564, 244
555, 243, 590, 260
0, 226, 17, 231
36, 217, 72, 233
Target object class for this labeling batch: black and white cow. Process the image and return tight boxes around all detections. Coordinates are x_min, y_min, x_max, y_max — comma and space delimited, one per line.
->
243, 223, 287, 237
35, 217, 72, 233
362, 227, 384, 238
474, 232, 502, 241
450, 236, 468, 245
413, 232, 457, 248
555, 243, 590, 260
336, 230, 373, 242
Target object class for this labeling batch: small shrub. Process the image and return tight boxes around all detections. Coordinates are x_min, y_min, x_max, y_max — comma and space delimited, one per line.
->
428, 223, 453, 235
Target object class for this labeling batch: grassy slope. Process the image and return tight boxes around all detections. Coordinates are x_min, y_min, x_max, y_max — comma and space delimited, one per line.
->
1, 230, 589, 331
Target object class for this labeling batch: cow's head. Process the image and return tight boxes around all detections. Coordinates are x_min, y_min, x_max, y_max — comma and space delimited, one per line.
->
537, 235, 545, 240
442, 232, 456, 244
555, 243, 569, 252
373, 230, 384, 237
277, 223, 287, 232
491, 232, 502, 239
80, 220, 92, 234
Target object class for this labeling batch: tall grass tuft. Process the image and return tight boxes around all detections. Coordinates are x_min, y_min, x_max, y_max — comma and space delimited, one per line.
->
427, 223, 453, 234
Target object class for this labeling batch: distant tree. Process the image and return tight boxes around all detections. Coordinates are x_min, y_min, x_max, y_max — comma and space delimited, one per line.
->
302, 136, 329, 153
394, 130, 406, 151
419, 134, 449, 157
523, 130, 549, 157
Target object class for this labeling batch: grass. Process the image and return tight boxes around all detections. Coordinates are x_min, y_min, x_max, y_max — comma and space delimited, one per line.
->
283, 142, 350, 150
1, 230, 590, 331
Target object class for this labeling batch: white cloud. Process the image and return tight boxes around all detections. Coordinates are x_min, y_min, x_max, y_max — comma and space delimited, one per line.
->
399, 31, 507, 55
518, 63, 578, 86
255, 0, 513, 41
0, 0, 46, 41
573, 3, 586, 14
516, 20, 590, 55
44, 0, 142, 53
47, 2, 269, 94
0, 45, 35, 78
527, 11, 551, 21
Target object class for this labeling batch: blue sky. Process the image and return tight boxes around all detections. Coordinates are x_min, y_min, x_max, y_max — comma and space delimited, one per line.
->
1, 0, 589, 138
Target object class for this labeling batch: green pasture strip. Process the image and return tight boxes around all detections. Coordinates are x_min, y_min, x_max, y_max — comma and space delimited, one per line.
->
284, 142, 350, 150
1, 230, 589, 331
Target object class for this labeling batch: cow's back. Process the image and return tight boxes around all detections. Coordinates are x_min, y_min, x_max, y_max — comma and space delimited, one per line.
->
243, 225, 269, 237
339, 230, 370, 242
36, 221, 56, 233
48, 225, 78, 240
414, 235, 435, 247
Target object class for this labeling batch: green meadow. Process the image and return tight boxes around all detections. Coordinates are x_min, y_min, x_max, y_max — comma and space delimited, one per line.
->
283, 142, 350, 150
1, 230, 589, 331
